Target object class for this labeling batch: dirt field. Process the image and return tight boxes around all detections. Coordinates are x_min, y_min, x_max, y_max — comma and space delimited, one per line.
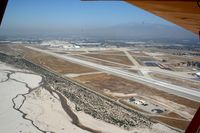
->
0, 45, 20, 55
83, 54, 134, 65
73, 73, 199, 109
71, 55, 131, 68
150, 73, 200, 89
73, 73, 199, 130
15, 46, 97, 74
89, 50, 125, 55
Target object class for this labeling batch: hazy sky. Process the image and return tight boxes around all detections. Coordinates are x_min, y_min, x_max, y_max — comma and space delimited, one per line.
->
1, 0, 172, 29
0, 0, 197, 39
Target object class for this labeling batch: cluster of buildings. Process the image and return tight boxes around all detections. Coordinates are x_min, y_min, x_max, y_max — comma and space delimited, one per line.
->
40, 40, 80, 49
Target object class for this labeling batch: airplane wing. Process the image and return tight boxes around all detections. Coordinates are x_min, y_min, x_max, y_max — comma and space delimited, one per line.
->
126, 0, 200, 35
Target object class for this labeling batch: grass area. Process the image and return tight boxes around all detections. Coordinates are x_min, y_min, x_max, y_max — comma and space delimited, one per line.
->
89, 50, 125, 55
73, 73, 199, 109
74, 72, 199, 130
17, 46, 97, 74
71, 55, 130, 68
150, 73, 200, 89
83, 54, 134, 65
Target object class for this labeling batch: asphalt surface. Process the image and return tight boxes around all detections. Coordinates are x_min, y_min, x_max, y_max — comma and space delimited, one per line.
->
27, 46, 200, 102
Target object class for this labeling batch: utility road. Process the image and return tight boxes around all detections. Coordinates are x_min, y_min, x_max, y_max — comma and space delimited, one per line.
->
27, 46, 200, 102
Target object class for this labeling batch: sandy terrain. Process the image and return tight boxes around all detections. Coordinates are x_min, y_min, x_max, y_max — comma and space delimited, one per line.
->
10, 72, 42, 88
0, 71, 8, 82
0, 62, 42, 133
0, 80, 41, 133
21, 88, 89, 133
22, 87, 154, 133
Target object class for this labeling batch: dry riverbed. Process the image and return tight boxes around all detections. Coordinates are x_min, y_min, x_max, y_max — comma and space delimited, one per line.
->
0, 60, 179, 133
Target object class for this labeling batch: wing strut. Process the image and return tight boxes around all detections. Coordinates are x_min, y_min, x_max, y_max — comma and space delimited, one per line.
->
185, 106, 200, 133
0, 0, 8, 26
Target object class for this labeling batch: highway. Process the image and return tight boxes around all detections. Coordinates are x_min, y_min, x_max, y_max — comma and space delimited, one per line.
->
27, 46, 200, 102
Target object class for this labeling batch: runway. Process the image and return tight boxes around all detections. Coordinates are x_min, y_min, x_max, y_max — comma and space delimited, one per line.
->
27, 46, 200, 102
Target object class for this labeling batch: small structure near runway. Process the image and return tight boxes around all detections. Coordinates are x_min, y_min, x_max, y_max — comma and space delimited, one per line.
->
126, 97, 167, 114
196, 72, 200, 78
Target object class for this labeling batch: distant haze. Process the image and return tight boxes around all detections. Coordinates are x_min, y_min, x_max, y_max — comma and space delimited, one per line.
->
0, 23, 197, 41
0, 0, 197, 41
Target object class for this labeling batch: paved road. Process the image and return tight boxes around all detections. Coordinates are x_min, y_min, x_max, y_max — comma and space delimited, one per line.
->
123, 50, 140, 67
27, 46, 200, 102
